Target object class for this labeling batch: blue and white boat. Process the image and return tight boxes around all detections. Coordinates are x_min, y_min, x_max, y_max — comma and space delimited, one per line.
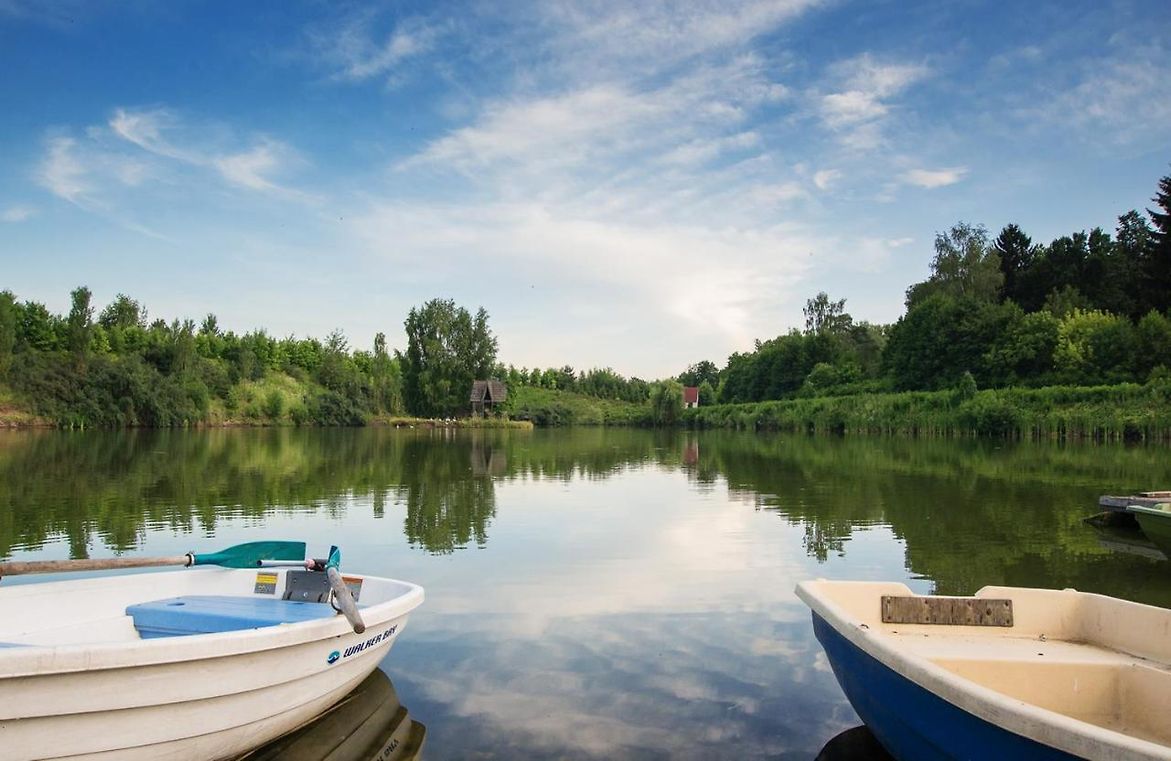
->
796, 580, 1171, 760
0, 544, 424, 761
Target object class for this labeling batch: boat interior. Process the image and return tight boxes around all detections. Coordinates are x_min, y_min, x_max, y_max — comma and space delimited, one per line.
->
799, 580, 1171, 748
0, 568, 418, 647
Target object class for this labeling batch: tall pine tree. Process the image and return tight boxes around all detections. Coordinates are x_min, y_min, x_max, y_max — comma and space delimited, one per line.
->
1147, 170, 1171, 313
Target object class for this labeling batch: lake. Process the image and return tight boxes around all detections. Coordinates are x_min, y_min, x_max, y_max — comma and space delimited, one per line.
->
2, 427, 1170, 759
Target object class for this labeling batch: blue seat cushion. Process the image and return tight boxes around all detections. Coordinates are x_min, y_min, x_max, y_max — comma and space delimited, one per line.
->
127, 595, 337, 638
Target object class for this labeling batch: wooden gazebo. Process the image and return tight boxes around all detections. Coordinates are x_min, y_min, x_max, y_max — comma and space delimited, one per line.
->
470, 380, 508, 416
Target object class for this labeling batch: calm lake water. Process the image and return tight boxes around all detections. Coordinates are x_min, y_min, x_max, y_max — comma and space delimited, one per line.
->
2, 427, 1170, 759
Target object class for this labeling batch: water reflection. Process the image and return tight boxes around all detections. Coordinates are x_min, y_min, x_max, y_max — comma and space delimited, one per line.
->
3, 428, 1171, 758
239, 669, 425, 760
814, 726, 894, 761
3, 428, 1171, 605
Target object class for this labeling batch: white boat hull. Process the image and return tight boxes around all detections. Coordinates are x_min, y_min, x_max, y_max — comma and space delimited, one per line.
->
0, 567, 424, 761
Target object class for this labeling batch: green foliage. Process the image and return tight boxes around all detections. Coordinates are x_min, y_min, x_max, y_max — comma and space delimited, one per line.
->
1146, 170, 1171, 314
66, 287, 94, 357
0, 291, 16, 378
984, 309, 1059, 385
884, 295, 1015, 390
263, 389, 284, 419
685, 383, 1171, 441
906, 222, 1003, 308
401, 299, 498, 417
678, 360, 719, 388
697, 380, 716, 406
510, 385, 650, 426
1, 289, 418, 428
1053, 309, 1136, 384
803, 292, 852, 335
650, 379, 683, 426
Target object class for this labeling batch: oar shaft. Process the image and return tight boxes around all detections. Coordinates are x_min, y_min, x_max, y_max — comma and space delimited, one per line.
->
0, 554, 190, 576
327, 566, 366, 634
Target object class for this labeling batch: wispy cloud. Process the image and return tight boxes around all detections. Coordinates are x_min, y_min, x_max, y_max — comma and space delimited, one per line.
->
812, 168, 840, 191
901, 166, 967, 188
1, 204, 36, 222
816, 54, 929, 148
37, 137, 88, 204
1033, 43, 1171, 146
107, 107, 313, 199
309, 12, 443, 84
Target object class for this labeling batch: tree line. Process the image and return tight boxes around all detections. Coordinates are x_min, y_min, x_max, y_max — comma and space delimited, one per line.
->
2, 166, 1168, 428
686, 167, 1171, 404
0, 291, 499, 426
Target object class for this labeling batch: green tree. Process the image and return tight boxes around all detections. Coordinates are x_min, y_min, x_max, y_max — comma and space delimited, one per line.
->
885, 295, 1015, 390
400, 299, 498, 417
1145, 170, 1171, 314
98, 294, 146, 331
803, 292, 852, 336
1054, 309, 1137, 384
679, 360, 719, 388
993, 224, 1034, 304
66, 286, 94, 359
1115, 210, 1155, 318
371, 332, 403, 413
906, 222, 1003, 308
984, 308, 1059, 386
1136, 310, 1171, 380
0, 291, 16, 377
697, 380, 716, 406
15, 302, 59, 352
650, 379, 683, 425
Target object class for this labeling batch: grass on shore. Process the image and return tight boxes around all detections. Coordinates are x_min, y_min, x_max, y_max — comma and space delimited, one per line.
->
684, 380, 1171, 441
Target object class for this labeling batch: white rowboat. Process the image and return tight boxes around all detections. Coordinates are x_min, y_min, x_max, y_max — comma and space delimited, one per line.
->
0, 565, 424, 761
797, 580, 1171, 760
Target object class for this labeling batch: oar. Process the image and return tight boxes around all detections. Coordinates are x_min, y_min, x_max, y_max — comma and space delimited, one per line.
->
325, 546, 366, 634
0, 541, 307, 579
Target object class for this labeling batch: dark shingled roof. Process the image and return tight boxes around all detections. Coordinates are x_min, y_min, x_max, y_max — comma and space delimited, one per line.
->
470, 380, 508, 403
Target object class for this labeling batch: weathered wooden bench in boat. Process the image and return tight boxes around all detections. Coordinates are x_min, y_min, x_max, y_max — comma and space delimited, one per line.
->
0, 541, 424, 761
797, 580, 1171, 760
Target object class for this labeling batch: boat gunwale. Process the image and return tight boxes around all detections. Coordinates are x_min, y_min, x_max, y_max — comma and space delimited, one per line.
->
796, 580, 1171, 761
0, 570, 425, 678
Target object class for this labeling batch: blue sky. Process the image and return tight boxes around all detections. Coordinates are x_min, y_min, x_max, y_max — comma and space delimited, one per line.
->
1, 0, 1168, 378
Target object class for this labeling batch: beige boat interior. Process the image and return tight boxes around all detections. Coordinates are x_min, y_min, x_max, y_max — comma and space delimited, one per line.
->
801, 581, 1171, 748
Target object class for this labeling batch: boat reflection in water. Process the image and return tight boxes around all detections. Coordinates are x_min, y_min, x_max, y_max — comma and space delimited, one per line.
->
815, 726, 895, 760
237, 669, 425, 761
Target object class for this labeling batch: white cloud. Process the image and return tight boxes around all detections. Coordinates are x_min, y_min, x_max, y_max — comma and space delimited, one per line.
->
886, 237, 914, 248
37, 137, 88, 203
311, 14, 442, 83
1035, 44, 1171, 145
901, 166, 967, 188
348, 199, 816, 360
1, 204, 36, 222
812, 169, 840, 191
109, 108, 197, 163
534, 0, 822, 80
816, 54, 929, 148
106, 108, 312, 200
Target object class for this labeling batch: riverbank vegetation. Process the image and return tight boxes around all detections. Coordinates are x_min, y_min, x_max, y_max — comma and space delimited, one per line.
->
2, 167, 1170, 437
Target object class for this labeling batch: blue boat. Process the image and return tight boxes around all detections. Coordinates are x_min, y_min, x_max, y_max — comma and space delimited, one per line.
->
796, 581, 1171, 761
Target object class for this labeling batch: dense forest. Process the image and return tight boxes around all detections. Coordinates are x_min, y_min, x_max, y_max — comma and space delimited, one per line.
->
1, 167, 1168, 432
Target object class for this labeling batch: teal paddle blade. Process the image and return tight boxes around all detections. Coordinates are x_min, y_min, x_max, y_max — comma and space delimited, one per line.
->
191, 541, 307, 568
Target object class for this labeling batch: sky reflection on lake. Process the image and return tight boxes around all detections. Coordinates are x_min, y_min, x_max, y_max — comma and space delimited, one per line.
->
2, 428, 1170, 758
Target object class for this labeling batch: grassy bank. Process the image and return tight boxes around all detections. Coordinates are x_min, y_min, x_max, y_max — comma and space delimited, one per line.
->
0, 375, 531, 430
509, 386, 651, 426
683, 381, 1171, 441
